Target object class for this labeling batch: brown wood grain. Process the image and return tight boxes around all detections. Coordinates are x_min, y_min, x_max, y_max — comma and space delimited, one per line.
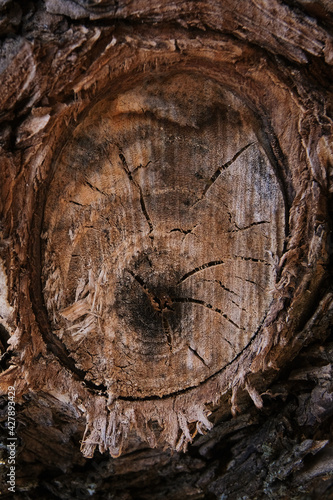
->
0, 0, 332, 498
42, 74, 285, 398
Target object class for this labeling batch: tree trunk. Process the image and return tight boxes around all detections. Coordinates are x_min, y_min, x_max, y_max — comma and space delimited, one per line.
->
0, 1, 332, 498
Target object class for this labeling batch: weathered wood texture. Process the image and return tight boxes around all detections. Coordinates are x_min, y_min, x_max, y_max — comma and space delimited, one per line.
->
0, 0, 332, 498
43, 75, 285, 398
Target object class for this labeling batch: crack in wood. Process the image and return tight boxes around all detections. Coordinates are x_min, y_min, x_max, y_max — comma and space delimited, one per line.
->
126, 269, 175, 350
235, 275, 265, 291
131, 160, 152, 175
69, 200, 85, 207
119, 152, 154, 239
126, 269, 173, 313
116, 300, 276, 402
169, 225, 198, 236
229, 220, 271, 233
188, 345, 209, 367
234, 255, 271, 266
126, 269, 160, 311
177, 260, 225, 285
201, 279, 246, 311
172, 297, 243, 330
193, 142, 255, 206
84, 179, 108, 197
220, 335, 237, 353
201, 278, 240, 298
230, 299, 246, 312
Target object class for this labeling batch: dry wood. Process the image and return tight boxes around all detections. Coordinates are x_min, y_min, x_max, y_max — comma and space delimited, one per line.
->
42, 75, 285, 399
0, 0, 332, 498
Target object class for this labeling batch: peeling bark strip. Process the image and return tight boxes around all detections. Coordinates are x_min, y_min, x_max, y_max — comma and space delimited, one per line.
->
0, 0, 332, 498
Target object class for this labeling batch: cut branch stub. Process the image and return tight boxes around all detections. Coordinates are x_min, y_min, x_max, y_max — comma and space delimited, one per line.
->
42, 73, 285, 399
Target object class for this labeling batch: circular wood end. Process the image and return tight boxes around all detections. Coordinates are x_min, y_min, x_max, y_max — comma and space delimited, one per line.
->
42, 73, 285, 399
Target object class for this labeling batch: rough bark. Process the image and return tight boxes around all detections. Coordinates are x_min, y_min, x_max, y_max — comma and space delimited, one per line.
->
0, 0, 332, 498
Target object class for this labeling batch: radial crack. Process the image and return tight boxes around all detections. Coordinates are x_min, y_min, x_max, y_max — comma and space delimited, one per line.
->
69, 200, 85, 207
234, 255, 271, 266
84, 179, 108, 197
202, 279, 245, 310
170, 225, 197, 236
229, 220, 270, 233
138, 188, 154, 237
119, 152, 154, 238
202, 278, 240, 298
220, 336, 237, 353
235, 276, 265, 291
193, 142, 255, 206
177, 260, 225, 285
126, 270, 172, 313
131, 160, 152, 175
172, 297, 243, 330
188, 345, 209, 367
126, 269, 160, 311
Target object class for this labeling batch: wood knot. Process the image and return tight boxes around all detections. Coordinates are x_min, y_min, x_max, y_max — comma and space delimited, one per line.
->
41, 72, 285, 399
